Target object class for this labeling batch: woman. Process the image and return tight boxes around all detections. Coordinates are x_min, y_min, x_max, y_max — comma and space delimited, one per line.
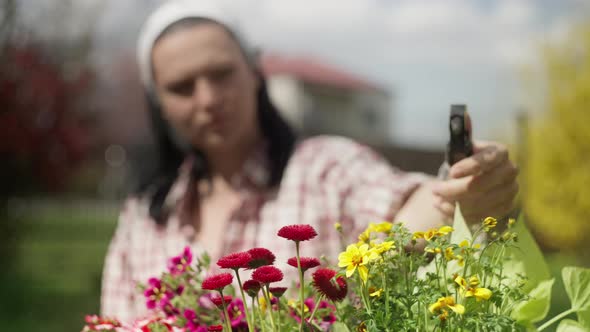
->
101, 0, 519, 322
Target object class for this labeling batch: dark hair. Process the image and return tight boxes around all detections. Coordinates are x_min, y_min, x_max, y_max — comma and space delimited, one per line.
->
134, 19, 297, 224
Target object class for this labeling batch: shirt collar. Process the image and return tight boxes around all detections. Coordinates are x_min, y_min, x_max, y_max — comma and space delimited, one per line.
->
167, 142, 271, 214
231, 141, 271, 190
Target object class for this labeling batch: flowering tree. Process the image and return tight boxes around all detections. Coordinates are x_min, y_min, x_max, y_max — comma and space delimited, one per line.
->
0, 0, 106, 199
0, 44, 92, 194
523, 23, 590, 250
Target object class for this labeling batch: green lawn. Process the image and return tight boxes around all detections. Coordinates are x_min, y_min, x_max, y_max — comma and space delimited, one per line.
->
0, 205, 117, 331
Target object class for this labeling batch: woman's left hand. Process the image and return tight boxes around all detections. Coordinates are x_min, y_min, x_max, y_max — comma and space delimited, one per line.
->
431, 141, 519, 223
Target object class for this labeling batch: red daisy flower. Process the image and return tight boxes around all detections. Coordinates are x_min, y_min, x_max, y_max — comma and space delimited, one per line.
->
208, 325, 224, 331
277, 224, 318, 242
202, 273, 233, 290
217, 252, 252, 269
269, 286, 288, 297
242, 279, 261, 297
246, 247, 276, 268
312, 268, 348, 302
252, 266, 284, 284
287, 256, 320, 272
210, 294, 233, 308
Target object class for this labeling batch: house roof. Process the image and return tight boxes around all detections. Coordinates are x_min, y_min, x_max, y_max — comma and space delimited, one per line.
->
260, 54, 384, 93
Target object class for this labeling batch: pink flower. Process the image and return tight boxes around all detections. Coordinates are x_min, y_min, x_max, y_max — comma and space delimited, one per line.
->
197, 294, 217, 310
252, 266, 284, 284
144, 277, 173, 310
131, 316, 180, 331
306, 298, 337, 330
184, 309, 207, 332
160, 298, 180, 317
246, 248, 276, 268
312, 268, 348, 302
287, 257, 320, 272
227, 298, 248, 329
82, 315, 121, 331
289, 298, 337, 330
217, 252, 252, 270
277, 224, 318, 242
201, 273, 233, 290
167, 246, 193, 275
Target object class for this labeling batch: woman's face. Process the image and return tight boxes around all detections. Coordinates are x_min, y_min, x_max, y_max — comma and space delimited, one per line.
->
151, 23, 259, 152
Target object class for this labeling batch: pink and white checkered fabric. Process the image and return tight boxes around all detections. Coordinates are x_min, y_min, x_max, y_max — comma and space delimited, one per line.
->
100, 136, 430, 322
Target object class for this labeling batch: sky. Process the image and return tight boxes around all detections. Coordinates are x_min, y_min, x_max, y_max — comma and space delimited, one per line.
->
20, 0, 590, 148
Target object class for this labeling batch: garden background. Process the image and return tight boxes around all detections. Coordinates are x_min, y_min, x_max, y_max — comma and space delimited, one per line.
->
1, 1, 589, 331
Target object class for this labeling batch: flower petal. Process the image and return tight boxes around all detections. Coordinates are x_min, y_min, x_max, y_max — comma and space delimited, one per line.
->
358, 265, 369, 283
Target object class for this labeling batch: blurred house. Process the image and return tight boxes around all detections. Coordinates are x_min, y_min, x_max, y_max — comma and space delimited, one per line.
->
261, 54, 391, 145
261, 54, 443, 174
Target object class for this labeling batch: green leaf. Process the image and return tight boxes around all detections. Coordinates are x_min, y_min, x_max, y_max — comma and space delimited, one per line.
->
556, 319, 588, 332
504, 214, 550, 292
577, 308, 590, 329
562, 266, 590, 312
450, 203, 472, 244
331, 321, 352, 332
512, 278, 555, 324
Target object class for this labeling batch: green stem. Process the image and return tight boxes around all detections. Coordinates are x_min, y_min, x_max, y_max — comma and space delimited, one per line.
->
296, 241, 305, 332
251, 296, 262, 332
263, 284, 277, 331
255, 294, 267, 332
382, 267, 390, 320
358, 274, 373, 316
434, 255, 442, 292
442, 255, 449, 295
423, 299, 428, 331
493, 245, 506, 291
218, 290, 233, 332
276, 297, 281, 330
537, 308, 577, 331
335, 302, 343, 321
307, 295, 324, 325
448, 312, 453, 331
234, 269, 255, 332
406, 255, 412, 320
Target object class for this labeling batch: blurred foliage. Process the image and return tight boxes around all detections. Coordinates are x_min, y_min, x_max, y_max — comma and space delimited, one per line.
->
522, 22, 590, 251
0, 45, 93, 194
0, 0, 110, 199
0, 204, 117, 331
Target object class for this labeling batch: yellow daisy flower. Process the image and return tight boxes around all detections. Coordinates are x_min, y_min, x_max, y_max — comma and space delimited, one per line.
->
338, 243, 378, 283
454, 276, 492, 301
371, 240, 395, 254
428, 296, 465, 315
483, 217, 498, 231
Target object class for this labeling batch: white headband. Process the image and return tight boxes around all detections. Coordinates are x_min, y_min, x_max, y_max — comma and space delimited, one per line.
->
136, 0, 253, 90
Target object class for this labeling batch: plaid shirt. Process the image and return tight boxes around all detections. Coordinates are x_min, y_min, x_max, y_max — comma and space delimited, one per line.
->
100, 136, 430, 322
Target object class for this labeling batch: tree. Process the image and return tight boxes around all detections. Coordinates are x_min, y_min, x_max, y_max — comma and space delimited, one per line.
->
523, 23, 590, 250
0, 45, 92, 194
0, 0, 104, 196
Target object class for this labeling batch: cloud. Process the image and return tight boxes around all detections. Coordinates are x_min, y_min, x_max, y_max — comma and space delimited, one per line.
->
222, 0, 543, 68
88, 0, 580, 146
212, 0, 580, 145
